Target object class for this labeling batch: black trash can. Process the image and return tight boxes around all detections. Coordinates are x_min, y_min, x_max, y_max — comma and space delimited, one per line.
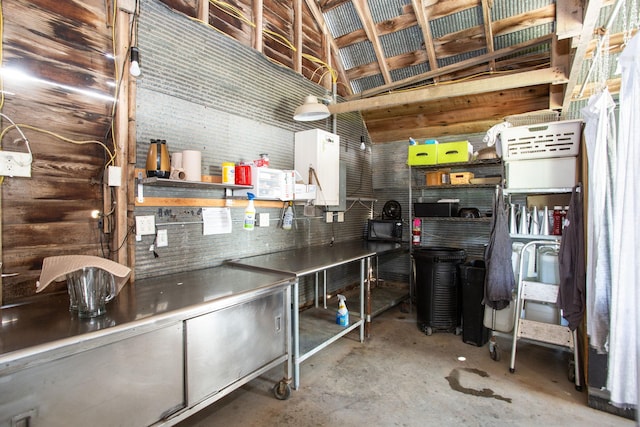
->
460, 260, 490, 346
413, 247, 466, 335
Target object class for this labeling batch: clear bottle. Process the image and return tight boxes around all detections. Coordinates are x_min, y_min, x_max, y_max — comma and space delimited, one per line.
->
244, 193, 256, 230
282, 202, 294, 230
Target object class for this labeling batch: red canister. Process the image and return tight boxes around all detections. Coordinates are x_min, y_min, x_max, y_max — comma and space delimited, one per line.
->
235, 165, 252, 185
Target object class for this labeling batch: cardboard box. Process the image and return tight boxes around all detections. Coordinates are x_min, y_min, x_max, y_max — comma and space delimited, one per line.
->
450, 172, 474, 185
437, 141, 472, 164
408, 144, 437, 165
425, 170, 450, 186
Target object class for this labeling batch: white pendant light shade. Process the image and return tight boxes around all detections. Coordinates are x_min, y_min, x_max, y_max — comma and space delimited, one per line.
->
293, 95, 331, 121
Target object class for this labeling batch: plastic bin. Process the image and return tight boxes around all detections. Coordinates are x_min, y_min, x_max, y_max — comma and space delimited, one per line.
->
460, 260, 490, 346
413, 247, 466, 335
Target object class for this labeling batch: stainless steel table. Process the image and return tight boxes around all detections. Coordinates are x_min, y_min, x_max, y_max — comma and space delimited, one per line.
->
229, 240, 402, 389
0, 265, 295, 427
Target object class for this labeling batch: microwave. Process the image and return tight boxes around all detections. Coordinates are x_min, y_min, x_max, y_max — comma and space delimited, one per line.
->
367, 219, 403, 242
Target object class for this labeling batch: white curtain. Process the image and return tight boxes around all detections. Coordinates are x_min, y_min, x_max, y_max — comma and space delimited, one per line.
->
581, 88, 616, 353
608, 31, 639, 409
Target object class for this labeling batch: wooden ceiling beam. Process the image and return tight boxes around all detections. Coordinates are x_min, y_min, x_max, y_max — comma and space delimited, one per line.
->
481, 0, 495, 71
330, 67, 566, 115
352, 0, 392, 84
347, 34, 553, 98
411, 0, 439, 81
303, 0, 351, 93
560, 0, 605, 113
556, 0, 584, 40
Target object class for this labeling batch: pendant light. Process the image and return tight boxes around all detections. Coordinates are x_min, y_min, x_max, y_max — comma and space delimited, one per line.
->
293, 95, 331, 122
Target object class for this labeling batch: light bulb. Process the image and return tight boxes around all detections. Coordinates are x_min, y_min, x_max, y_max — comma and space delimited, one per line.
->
360, 136, 366, 151
129, 47, 141, 77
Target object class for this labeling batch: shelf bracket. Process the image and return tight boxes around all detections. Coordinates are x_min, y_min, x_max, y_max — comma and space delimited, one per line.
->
137, 171, 145, 204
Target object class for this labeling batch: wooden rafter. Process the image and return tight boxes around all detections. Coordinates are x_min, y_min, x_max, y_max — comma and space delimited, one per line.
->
561, 0, 605, 113
352, 0, 392, 84
481, 0, 495, 71
348, 34, 554, 99
411, 0, 439, 82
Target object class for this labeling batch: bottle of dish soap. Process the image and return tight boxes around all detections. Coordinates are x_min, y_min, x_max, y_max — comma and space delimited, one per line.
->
282, 202, 294, 230
244, 193, 256, 230
336, 294, 349, 327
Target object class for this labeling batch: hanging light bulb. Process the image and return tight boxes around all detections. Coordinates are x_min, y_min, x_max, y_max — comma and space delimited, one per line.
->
129, 47, 141, 77
360, 136, 366, 151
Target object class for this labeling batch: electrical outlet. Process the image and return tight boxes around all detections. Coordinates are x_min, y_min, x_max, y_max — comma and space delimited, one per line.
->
337, 212, 345, 222
259, 213, 270, 227
135, 215, 156, 235
156, 229, 168, 247
0, 151, 31, 177
325, 212, 333, 223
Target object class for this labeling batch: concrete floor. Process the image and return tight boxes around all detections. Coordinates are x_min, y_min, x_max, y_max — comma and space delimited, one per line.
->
177, 305, 634, 427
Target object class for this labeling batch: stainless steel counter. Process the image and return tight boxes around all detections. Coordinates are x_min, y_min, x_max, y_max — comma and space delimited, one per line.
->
228, 240, 402, 276
0, 265, 295, 427
0, 265, 293, 360
228, 240, 403, 389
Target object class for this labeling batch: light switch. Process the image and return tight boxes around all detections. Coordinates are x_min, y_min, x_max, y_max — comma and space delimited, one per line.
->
259, 213, 270, 227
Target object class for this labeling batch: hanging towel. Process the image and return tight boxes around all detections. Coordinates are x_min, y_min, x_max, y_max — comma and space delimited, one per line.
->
483, 187, 515, 310
557, 187, 585, 331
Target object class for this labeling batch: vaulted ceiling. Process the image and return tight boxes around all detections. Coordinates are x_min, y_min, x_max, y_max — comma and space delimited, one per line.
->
313, 0, 633, 142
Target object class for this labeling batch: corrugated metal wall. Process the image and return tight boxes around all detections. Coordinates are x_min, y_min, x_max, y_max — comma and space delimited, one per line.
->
372, 134, 497, 262
133, 0, 406, 302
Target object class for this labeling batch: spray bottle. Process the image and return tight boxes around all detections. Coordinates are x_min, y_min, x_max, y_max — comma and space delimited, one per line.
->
336, 294, 349, 327
282, 202, 294, 230
244, 193, 256, 230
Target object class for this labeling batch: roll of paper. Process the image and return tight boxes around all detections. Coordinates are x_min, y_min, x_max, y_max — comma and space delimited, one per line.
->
170, 167, 186, 180
171, 152, 183, 169
182, 150, 202, 181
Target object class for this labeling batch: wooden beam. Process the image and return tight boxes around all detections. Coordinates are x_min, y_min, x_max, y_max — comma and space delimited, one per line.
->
253, 0, 263, 52
304, 0, 351, 93
197, 0, 208, 22
560, 0, 604, 113
136, 197, 284, 208
481, 0, 496, 71
352, 0, 392, 84
115, 9, 130, 268
349, 34, 554, 98
550, 36, 571, 109
331, 67, 567, 114
556, 0, 584, 40
294, 0, 302, 73
411, 0, 439, 81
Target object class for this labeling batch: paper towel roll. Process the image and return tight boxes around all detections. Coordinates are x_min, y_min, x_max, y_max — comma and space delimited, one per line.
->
182, 150, 201, 181
170, 167, 186, 180
171, 152, 183, 169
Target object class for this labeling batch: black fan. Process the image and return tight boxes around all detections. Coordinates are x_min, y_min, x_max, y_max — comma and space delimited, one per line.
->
382, 200, 402, 220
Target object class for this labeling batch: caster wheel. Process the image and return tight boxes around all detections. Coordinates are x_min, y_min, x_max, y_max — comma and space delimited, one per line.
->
509, 367, 515, 373
425, 326, 433, 336
575, 385, 583, 392
273, 381, 291, 400
568, 360, 576, 382
489, 345, 500, 361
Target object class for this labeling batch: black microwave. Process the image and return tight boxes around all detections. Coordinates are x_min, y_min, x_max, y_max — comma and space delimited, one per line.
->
367, 219, 403, 242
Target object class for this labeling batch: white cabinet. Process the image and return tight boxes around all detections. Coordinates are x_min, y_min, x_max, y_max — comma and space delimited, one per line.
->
294, 129, 340, 206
